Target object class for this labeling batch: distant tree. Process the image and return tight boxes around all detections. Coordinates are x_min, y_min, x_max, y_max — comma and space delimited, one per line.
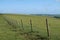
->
0, 13, 3, 15
54, 16, 60, 18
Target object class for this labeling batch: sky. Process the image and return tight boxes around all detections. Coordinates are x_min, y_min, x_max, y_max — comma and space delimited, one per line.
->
0, 0, 60, 14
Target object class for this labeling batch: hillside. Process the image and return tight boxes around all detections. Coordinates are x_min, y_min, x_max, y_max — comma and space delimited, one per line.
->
0, 14, 60, 40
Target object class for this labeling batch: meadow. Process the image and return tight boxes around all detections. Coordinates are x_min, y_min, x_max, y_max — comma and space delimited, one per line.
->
0, 14, 60, 40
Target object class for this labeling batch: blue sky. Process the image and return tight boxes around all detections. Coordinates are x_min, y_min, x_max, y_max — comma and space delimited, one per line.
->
0, 0, 60, 14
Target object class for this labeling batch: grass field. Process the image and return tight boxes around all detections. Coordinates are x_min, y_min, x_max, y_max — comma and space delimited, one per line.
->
0, 14, 60, 40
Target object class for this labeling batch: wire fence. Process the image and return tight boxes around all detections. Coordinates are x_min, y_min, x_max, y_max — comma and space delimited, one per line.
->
2, 15, 49, 40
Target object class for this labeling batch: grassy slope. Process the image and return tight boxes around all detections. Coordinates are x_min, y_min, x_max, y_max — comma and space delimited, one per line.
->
0, 15, 26, 40
0, 14, 60, 40
0, 15, 15, 40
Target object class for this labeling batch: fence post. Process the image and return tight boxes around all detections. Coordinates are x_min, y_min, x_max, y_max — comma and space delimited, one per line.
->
21, 19, 24, 31
46, 18, 50, 40
30, 19, 33, 32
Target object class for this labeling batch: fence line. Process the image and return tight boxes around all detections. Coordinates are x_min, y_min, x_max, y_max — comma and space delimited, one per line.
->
3, 16, 17, 31
2, 15, 49, 40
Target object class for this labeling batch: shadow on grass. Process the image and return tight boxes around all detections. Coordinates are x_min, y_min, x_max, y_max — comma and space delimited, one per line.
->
18, 31, 48, 40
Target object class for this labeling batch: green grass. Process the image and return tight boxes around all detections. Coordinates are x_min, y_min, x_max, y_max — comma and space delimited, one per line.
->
0, 14, 60, 40
0, 15, 25, 40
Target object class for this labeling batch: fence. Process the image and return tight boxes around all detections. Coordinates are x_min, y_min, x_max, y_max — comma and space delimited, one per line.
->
2, 15, 50, 40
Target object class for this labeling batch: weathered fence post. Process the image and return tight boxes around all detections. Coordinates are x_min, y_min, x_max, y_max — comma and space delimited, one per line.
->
30, 19, 33, 32
46, 18, 50, 40
21, 19, 24, 31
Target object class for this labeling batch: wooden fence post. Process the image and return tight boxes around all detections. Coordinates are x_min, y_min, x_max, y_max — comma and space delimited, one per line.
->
30, 19, 33, 32
46, 18, 50, 40
21, 19, 24, 31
